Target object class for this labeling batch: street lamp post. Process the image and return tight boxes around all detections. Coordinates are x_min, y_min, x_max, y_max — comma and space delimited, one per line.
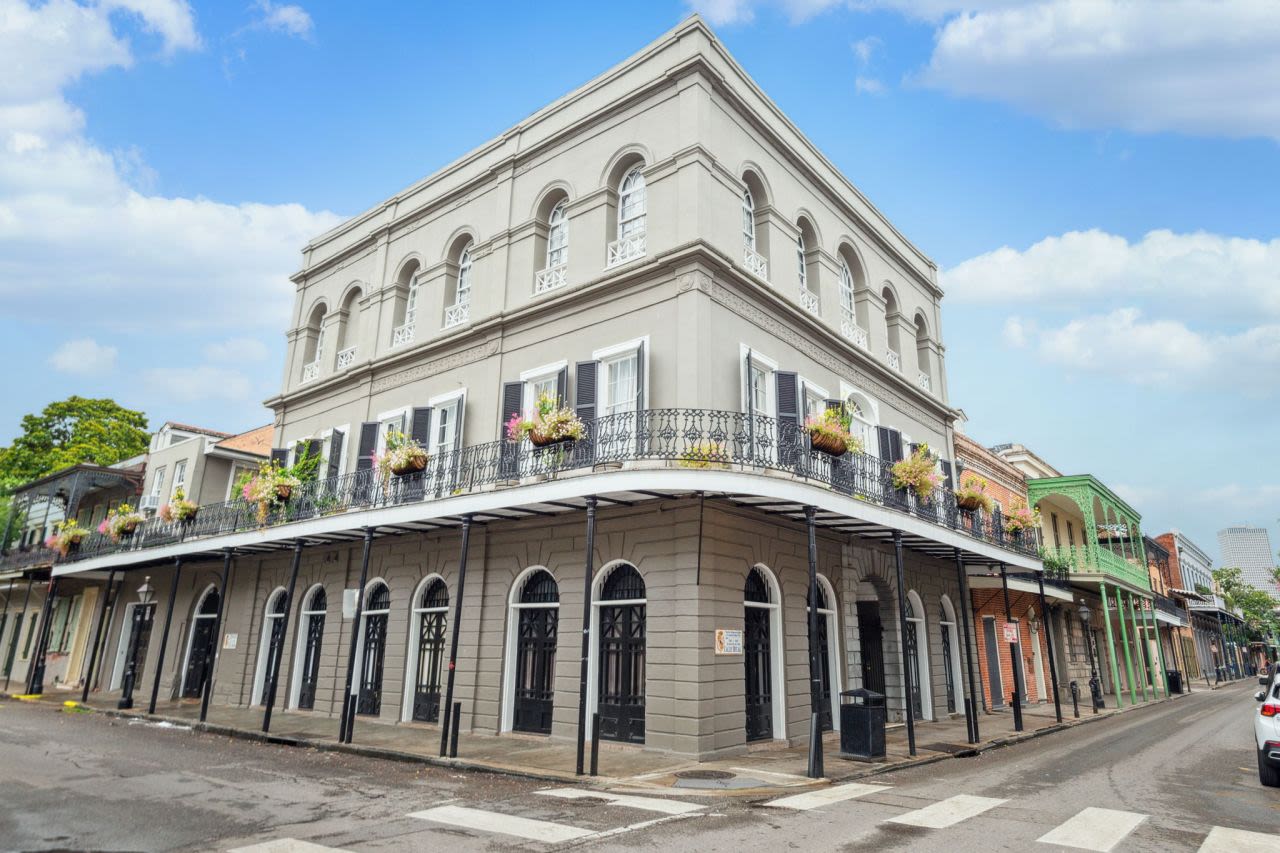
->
117, 577, 154, 710
1078, 600, 1102, 713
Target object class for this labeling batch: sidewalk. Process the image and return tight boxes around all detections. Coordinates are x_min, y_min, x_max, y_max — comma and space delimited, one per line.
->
7, 688, 1180, 794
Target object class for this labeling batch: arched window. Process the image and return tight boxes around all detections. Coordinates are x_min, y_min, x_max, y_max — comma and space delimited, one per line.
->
445, 243, 473, 328
915, 313, 932, 392
252, 588, 289, 706
806, 576, 842, 730
391, 261, 420, 347
796, 233, 807, 290
743, 566, 784, 741
883, 286, 902, 371
357, 581, 391, 715
742, 188, 756, 250
547, 200, 568, 269
839, 262, 855, 327
844, 391, 876, 455
335, 287, 362, 368
904, 590, 931, 720
301, 303, 327, 382
589, 563, 647, 744
618, 168, 646, 240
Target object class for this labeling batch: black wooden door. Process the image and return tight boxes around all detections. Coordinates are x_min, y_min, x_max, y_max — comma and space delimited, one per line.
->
983, 617, 1005, 708
905, 618, 923, 718
598, 603, 645, 744
129, 604, 156, 688
297, 613, 324, 710
816, 611, 833, 731
941, 623, 956, 714
412, 610, 446, 723
857, 600, 885, 695
513, 607, 557, 734
357, 612, 387, 715
744, 605, 773, 741
181, 615, 214, 699
2, 613, 22, 677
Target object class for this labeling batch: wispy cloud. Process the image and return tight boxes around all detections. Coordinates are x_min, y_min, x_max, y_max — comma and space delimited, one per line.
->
247, 0, 314, 40
49, 338, 118, 376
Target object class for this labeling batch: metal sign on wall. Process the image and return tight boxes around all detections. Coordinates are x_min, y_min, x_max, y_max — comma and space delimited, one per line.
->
1002, 622, 1020, 644
715, 629, 743, 655
222, 633, 238, 650
343, 589, 359, 619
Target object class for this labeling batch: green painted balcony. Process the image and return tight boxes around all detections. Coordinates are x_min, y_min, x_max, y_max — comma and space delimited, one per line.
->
1028, 474, 1151, 593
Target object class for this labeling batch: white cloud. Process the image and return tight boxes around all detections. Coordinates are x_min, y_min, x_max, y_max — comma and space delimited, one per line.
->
142, 365, 255, 403
249, 0, 314, 40
942, 229, 1280, 322
854, 76, 885, 95
851, 35, 881, 64
1029, 307, 1280, 391
204, 337, 271, 363
1001, 316, 1029, 348
917, 1, 1280, 141
0, 1, 341, 337
49, 337, 118, 375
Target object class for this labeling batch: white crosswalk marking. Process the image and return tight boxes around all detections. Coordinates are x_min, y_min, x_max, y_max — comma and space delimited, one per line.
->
1198, 826, 1280, 853
764, 782, 891, 811
536, 788, 704, 815
408, 805, 594, 843
228, 841, 352, 853
886, 794, 1007, 829
1036, 807, 1148, 852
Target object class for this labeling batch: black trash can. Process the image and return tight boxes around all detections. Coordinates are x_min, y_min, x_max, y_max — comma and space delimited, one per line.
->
1165, 669, 1183, 695
839, 688, 886, 759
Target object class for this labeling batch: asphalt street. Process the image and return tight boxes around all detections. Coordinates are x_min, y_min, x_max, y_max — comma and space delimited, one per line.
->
0, 682, 1275, 852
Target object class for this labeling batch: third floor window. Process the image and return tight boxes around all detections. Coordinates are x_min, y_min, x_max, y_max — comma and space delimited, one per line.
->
618, 167, 646, 239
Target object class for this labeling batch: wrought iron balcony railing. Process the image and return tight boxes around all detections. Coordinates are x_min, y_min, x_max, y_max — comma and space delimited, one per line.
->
0, 545, 56, 573
1152, 593, 1188, 622
336, 346, 356, 370
60, 409, 1040, 565
743, 246, 769, 280
534, 263, 567, 294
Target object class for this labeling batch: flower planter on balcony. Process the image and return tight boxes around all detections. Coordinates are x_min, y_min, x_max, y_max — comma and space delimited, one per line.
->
391, 455, 429, 476
529, 432, 575, 448
808, 432, 848, 457
275, 484, 294, 502
956, 494, 985, 511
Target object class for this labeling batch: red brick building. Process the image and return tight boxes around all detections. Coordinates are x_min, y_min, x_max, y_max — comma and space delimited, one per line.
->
955, 433, 1065, 711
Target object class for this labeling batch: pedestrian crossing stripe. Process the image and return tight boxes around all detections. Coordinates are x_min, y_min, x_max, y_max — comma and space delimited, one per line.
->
886, 794, 1007, 829
536, 788, 704, 815
764, 781, 890, 810
409, 805, 595, 843
228, 841, 352, 853
1035, 807, 1147, 852
1197, 826, 1280, 853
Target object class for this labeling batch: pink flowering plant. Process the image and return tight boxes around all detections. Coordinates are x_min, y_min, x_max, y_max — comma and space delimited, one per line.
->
953, 473, 995, 514
1004, 500, 1040, 534
373, 429, 429, 478
803, 407, 862, 455
99, 503, 144, 542
506, 392, 584, 446
45, 519, 89, 556
238, 460, 301, 525
159, 487, 199, 524
891, 443, 944, 501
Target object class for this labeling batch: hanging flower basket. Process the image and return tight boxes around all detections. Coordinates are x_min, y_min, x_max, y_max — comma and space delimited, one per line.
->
46, 520, 89, 557
809, 430, 848, 457
275, 483, 294, 502
376, 429, 431, 478
956, 494, 985, 511
803, 407, 862, 458
529, 430, 575, 448
508, 393, 585, 447
390, 453, 429, 476
891, 443, 944, 501
953, 473, 995, 513
99, 504, 145, 543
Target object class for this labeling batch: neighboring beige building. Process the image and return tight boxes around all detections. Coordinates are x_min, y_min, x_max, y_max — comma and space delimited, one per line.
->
140, 422, 273, 512
50, 17, 1040, 762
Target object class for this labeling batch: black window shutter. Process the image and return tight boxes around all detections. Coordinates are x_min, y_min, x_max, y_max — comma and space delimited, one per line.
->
270, 448, 289, 466
775, 371, 799, 466
502, 381, 523, 432
890, 430, 904, 462
556, 366, 568, 408
327, 430, 345, 478
411, 407, 433, 447
355, 422, 379, 473
574, 362, 598, 422
941, 459, 954, 490
825, 398, 841, 412
634, 341, 645, 411
305, 438, 323, 465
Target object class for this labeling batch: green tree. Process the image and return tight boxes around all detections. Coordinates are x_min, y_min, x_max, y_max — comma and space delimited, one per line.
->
1213, 566, 1280, 640
0, 396, 149, 492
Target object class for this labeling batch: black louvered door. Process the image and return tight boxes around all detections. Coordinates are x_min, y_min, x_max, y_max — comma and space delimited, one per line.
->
298, 612, 324, 710
598, 603, 645, 744
357, 613, 387, 715
857, 600, 886, 695
513, 607, 558, 734
181, 615, 214, 699
744, 606, 773, 741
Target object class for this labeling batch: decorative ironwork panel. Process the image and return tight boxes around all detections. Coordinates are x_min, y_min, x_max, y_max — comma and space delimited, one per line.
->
744, 605, 772, 741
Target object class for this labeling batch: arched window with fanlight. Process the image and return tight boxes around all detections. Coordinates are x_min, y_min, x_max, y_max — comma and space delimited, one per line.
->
502, 569, 560, 735
444, 241, 473, 329
609, 167, 647, 267
547, 200, 568, 269
407, 578, 449, 723
742, 188, 756, 251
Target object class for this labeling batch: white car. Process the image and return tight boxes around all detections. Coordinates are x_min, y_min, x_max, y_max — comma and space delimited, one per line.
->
1254, 671, 1280, 787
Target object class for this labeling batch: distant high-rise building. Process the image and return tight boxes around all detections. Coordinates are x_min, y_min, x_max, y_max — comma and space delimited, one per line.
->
1217, 525, 1278, 600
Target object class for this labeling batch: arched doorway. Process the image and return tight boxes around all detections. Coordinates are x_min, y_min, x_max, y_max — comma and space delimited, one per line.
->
179, 585, 218, 698
356, 581, 390, 716
407, 577, 448, 723
856, 582, 887, 697
504, 569, 559, 735
1029, 607, 1047, 702
291, 586, 326, 710
592, 563, 646, 744
905, 590, 932, 720
744, 565, 784, 741
252, 588, 288, 706
939, 595, 966, 716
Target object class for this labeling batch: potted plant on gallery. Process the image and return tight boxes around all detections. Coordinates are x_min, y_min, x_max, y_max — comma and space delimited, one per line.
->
891, 443, 943, 501
376, 429, 430, 477
954, 473, 995, 513
46, 519, 89, 557
507, 392, 585, 447
804, 407, 862, 457
159, 487, 199, 524
99, 503, 145, 542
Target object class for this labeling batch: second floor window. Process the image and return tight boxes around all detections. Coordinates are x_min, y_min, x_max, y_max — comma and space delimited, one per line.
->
150, 467, 166, 498
456, 247, 473, 307
618, 167, 646, 239
602, 351, 638, 416
547, 200, 568, 268
839, 261, 855, 320
172, 459, 187, 496
742, 188, 755, 250
432, 398, 462, 456
796, 234, 807, 289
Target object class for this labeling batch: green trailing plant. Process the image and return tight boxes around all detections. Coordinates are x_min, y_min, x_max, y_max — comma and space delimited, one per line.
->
953, 473, 995, 514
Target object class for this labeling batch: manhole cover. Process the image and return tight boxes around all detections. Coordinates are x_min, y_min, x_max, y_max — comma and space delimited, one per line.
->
674, 770, 735, 780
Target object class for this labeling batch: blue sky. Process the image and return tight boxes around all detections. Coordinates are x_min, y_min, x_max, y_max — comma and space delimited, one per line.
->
1, 0, 1277, 563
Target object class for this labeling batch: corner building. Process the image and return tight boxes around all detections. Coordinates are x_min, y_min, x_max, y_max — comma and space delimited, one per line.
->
52, 17, 1039, 761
